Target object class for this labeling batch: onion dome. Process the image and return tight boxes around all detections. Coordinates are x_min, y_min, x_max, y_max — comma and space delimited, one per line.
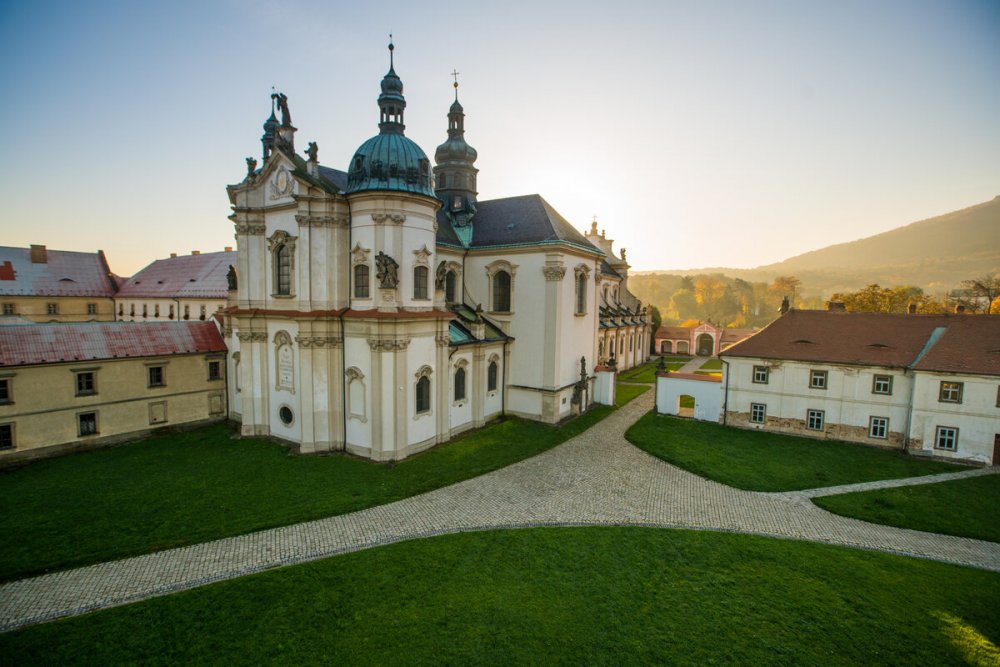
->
346, 41, 435, 198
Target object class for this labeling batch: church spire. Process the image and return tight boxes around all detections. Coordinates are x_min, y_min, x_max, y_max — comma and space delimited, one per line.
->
377, 38, 406, 134
434, 72, 478, 221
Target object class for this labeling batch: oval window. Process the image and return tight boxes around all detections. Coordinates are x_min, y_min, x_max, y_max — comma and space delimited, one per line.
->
279, 406, 294, 425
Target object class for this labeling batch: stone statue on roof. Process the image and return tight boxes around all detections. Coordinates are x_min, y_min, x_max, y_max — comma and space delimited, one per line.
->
273, 92, 292, 127
305, 142, 318, 162
245, 157, 257, 179
226, 265, 238, 291
435, 260, 447, 291
375, 251, 399, 289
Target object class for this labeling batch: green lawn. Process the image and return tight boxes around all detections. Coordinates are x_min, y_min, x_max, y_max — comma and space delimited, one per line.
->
626, 414, 961, 492
698, 358, 723, 370
619, 359, 689, 383
615, 383, 650, 407
0, 408, 613, 582
3, 528, 997, 665
814, 474, 1000, 543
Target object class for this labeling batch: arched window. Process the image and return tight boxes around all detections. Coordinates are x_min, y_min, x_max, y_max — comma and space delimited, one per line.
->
454, 367, 466, 401
487, 360, 498, 392
445, 270, 457, 303
416, 376, 431, 414
413, 266, 429, 300
575, 272, 587, 314
275, 245, 292, 295
354, 264, 370, 298
493, 270, 511, 312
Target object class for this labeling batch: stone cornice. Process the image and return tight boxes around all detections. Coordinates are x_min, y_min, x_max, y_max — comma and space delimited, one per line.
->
367, 337, 411, 351
295, 214, 349, 228
295, 335, 343, 348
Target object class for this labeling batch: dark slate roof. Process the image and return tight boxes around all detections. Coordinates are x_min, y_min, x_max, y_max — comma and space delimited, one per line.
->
317, 166, 348, 191
721, 310, 1000, 376
117, 251, 236, 298
600, 260, 620, 278
0, 321, 226, 367
437, 194, 602, 254
0, 246, 117, 297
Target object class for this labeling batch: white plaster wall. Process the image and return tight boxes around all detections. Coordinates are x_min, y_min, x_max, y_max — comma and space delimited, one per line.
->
656, 376, 722, 421
266, 321, 301, 443
910, 372, 1000, 463
507, 386, 542, 418
448, 352, 473, 433
344, 336, 372, 450
407, 336, 438, 446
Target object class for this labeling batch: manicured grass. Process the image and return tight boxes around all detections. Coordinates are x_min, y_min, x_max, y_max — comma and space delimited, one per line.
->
0, 408, 612, 582
626, 414, 961, 492
615, 383, 650, 407
814, 474, 1000, 543
619, 360, 687, 383
3, 528, 997, 665
698, 357, 723, 370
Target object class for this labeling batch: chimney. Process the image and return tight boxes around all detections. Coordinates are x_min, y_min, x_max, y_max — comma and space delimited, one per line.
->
955, 304, 966, 314
826, 301, 846, 312
170, 253, 177, 258
191, 250, 200, 256
779, 296, 790, 315
30, 245, 47, 263
907, 302, 917, 315
224, 246, 233, 252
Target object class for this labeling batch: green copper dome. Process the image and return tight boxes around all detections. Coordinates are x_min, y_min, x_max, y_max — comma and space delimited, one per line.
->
345, 41, 435, 198
346, 133, 435, 197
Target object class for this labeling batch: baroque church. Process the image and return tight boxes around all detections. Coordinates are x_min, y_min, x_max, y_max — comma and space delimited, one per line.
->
224, 44, 649, 461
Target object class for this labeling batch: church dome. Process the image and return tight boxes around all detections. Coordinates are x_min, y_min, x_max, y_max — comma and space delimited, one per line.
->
435, 133, 478, 163
345, 41, 435, 199
346, 133, 435, 197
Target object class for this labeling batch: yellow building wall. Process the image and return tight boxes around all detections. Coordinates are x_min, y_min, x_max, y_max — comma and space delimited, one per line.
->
0, 352, 226, 460
0, 296, 116, 322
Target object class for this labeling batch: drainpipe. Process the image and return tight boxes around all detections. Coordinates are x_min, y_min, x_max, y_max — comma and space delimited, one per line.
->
901, 368, 914, 454
340, 199, 352, 452
721, 358, 730, 425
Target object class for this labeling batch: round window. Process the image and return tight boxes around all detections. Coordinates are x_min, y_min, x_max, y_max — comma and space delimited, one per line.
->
279, 406, 294, 425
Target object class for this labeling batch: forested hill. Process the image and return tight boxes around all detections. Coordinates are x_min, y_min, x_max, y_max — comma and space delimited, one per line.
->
637, 196, 1000, 296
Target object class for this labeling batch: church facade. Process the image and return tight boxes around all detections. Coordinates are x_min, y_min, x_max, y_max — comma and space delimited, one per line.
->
224, 45, 649, 461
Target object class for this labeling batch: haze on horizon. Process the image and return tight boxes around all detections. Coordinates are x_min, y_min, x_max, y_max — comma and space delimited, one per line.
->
0, 0, 997, 277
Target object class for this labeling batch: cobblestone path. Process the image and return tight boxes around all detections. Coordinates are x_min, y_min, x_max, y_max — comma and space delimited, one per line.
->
2, 392, 998, 632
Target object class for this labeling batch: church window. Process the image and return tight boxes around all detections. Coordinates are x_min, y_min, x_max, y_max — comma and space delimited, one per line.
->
354, 265, 370, 299
493, 270, 511, 313
488, 360, 498, 392
275, 245, 292, 296
575, 272, 587, 314
414, 266, 429, 300
416, 376, 431, 414
445, 270, 457, 303
454, 366, 466, 402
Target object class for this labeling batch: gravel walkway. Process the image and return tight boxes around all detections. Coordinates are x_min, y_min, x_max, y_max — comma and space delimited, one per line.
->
2, 392, 998, 632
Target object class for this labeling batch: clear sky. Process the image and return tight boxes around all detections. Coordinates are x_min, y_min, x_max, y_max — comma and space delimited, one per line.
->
0, 0, 997, 276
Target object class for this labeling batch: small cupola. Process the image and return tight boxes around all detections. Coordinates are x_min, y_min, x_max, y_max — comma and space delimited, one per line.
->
434, 71, 479, 218
378, 40, 406, 134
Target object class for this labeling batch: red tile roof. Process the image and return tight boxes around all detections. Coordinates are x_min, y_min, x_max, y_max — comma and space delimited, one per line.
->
721, 310, 1000, 376
116, 251, 236, 298
0, 246, 117, 297
0, 322, 226, 367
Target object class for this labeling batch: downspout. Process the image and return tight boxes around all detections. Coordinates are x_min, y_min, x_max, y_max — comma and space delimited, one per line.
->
721, 358, 730, 425
901, 368, 914, 453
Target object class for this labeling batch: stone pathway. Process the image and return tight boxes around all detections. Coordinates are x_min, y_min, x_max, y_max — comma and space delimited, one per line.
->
2, 392, 998, 633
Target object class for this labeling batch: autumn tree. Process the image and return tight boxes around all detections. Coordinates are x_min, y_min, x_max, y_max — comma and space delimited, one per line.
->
956, 273, 1000, 314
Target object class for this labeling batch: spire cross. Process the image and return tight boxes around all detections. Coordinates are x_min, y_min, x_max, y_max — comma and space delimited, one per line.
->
451, 69, 460, 100
388, 34, 394, 68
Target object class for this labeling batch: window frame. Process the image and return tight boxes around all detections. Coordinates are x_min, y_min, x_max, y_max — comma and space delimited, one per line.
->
454, 366, 466, 402
752, 365, 769, 384
492, 270, 511, 313
487, 360, 499, 393
413, 265, 429, 300
78, 411, 98, 437
415, 376, 431, 414
208, 360, 222, 381
1, 303, 14, 316
935, 426, 958, 451
147, 365, 166, 388
86, 303, 97, 316
0, 422, 13, 450
354, 264, 370, 299
750, 402, 766, 424
809, 370, 828, 390
75, 370, 97, 396
806, 409, 825, 431
869, 416, 888, 439
46, 303, 58, 315
872, 374, 893, 395
0, 377, 11, 404
445, 270, 457, 303
939, 381, 963, 404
